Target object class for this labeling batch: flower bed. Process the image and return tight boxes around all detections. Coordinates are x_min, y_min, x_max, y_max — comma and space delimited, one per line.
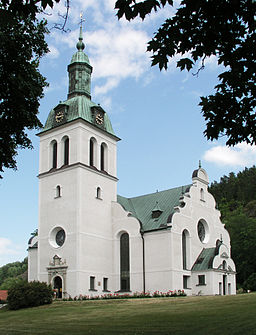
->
63, 290, 186, 301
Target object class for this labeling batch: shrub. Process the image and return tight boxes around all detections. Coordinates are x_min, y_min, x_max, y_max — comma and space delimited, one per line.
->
243, 273, 256, 292
7, 281, 53, 310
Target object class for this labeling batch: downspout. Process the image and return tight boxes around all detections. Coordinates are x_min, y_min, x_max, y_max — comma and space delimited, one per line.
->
140, 229, 145, 293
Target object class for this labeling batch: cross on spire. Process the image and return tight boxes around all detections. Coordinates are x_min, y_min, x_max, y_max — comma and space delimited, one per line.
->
76, 12, 85, 51
79, 12, 86, 28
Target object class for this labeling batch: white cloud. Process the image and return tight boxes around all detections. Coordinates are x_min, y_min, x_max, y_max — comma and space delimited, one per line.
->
204, 55, 218, 69
203, 143, 256, 167
52, 23, 150, 96
44, 76, 67, 93
94, 77, 119, 96
99, 96, 112, 111
87, 27, 150, 80
0, 237, 20, 255
0, 237, 25, 266
43, 0, 178, 97
47, 45, 60, 59
142, 72, 155, 87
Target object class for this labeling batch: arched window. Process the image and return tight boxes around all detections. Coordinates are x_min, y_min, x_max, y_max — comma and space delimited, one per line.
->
64, 137, 69, 165
120, 232, 130, 291
89, 138, 96, 167
56, 185, 61, 198
96, 187, 102, 199
223, 260, 227, 270
182, 230, 189, 270
100, 143, 107, 171
51, 140, 57, 169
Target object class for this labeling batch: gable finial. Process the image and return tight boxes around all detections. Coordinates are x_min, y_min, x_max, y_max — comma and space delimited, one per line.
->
199, 160, 201, 169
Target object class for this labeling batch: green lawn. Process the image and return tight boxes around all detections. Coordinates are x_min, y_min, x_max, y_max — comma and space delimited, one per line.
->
0, 293, 256, 335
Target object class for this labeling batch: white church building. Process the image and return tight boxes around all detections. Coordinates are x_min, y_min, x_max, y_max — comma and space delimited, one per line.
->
28, 26, 236, 298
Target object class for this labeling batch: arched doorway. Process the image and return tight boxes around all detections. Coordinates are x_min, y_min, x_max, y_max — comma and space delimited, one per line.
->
54, 276, 63, 298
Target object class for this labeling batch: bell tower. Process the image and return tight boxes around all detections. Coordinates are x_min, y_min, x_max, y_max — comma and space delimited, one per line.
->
31, 23, 120, 298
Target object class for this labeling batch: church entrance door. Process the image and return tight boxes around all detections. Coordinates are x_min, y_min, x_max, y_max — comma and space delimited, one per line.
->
54, 276, 63, 298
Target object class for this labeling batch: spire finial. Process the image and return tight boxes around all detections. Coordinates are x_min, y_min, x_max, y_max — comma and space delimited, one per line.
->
199, 160, 201, 168
76, 12, 85, 51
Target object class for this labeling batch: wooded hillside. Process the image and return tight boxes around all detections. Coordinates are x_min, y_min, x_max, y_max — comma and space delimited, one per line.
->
0, 258, 28, 290
209, 166, 256, 289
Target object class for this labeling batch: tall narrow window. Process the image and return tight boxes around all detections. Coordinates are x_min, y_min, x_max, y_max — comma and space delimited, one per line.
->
52, 141, 57, 169
90, 276, 95, 290
183, 275, 189, 289
100, 144, 105, 171
182, 230, 189, 270
96, 187, 102, 199
89, 138, 95, 166
56, 185, 61, 198
64, 137, 69, 165
103, 278, 108, 291
200, 188, 205, 201
120, 232, 130, 291
219, 282, 222, 295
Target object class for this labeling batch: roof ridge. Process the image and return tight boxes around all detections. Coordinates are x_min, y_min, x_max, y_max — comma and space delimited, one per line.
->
118, 184, 192, 201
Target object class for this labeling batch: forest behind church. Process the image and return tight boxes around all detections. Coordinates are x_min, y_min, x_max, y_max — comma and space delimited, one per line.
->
209, 165, 256, 289
1, 166, 256, 291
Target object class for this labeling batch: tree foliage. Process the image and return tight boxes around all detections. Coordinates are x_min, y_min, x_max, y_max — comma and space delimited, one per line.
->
243, 273, 256, 292
0, 0, 60, 178
115, 0, 256, 146
0, 258, 28, 287
209, 166, 256, 288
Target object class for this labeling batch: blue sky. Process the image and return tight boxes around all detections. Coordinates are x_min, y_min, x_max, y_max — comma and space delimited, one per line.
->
1, 0, 256, 267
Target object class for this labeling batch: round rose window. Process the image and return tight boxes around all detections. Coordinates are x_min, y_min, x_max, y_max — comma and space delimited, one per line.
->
197, 221, 206, 242
56, 229, 65, 247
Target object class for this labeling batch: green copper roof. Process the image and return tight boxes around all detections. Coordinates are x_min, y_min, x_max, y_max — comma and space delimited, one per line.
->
71, 50, 90, 64
192, 248, 216, 271
43, 95, 116, 136
117, 185, 191, 232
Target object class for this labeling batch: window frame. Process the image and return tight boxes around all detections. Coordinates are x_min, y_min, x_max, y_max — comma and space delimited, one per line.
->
55, 185, 61, 198
103, 277, 109, 292
89, 276, 97, 291
64, 137, 69, 165
120, 232, 130, 292
52, 140, 57, 169
198, 275, 206, 286
183, 275, 190, 289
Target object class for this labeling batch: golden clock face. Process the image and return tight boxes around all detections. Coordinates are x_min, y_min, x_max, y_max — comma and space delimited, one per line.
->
95, 113, 104, 125
55, 111, 64, 123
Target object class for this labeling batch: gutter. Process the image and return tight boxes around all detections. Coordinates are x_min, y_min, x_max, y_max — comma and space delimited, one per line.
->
143, 225, 172, 234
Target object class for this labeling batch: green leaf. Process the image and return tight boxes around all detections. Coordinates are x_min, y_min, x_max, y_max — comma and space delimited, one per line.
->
177, 58, 194, 71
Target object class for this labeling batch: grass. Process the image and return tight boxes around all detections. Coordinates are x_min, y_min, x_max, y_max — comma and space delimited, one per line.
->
0, 293, 256, 334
